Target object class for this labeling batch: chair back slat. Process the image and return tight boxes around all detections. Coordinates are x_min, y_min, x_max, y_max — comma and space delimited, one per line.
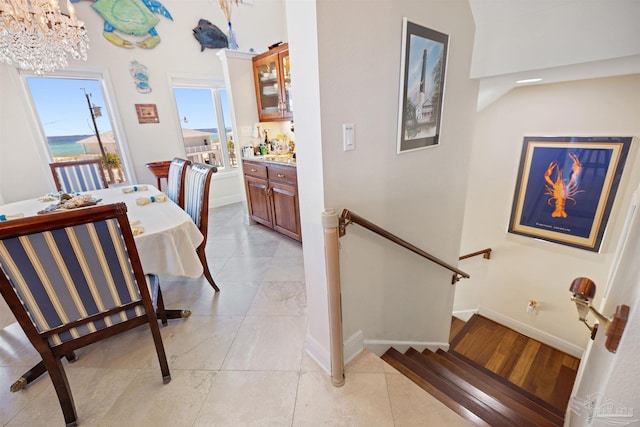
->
0, 208, 144, 346
50, 160, 109, 193
184, 163, 216, 231
166, 158, 191, 208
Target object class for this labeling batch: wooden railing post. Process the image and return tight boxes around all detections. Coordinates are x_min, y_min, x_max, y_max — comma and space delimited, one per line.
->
322, 209, 345, 387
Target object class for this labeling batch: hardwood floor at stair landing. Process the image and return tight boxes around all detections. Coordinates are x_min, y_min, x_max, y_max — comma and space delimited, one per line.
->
449, 314, 580, 412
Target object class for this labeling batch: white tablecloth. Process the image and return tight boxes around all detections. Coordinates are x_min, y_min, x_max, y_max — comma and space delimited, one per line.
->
0, 186, 204, 278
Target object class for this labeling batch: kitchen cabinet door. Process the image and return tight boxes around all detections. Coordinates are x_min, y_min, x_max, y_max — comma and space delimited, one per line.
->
270, 181, 301, 241
245, 176, 272, 228
252, 43, 292, 122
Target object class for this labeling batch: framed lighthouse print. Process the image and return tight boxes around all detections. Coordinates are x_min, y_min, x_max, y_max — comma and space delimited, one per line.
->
397, 18, 449, 154
508, 136, 632, 252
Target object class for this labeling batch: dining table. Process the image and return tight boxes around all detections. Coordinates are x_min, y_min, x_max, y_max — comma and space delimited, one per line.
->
0, 185, 204, 279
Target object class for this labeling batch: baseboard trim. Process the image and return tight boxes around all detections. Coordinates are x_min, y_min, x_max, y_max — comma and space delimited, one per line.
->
477, 306, 584, 358
305, 333, 331, 375
343, 330, 364, 365
452, 309, 477, 322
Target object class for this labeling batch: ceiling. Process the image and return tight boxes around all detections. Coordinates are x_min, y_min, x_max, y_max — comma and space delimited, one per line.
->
468, 0, 640, 109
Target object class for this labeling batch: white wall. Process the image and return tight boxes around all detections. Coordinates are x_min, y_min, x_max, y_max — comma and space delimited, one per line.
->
457, 75, 640, 355
284, 0, 330, 370
469, 0, 640, 79
0, 0, 287, 203
312, 0, 478, 355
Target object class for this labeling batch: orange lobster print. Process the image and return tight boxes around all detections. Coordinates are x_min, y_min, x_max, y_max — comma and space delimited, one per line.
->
544, 152, 585, 218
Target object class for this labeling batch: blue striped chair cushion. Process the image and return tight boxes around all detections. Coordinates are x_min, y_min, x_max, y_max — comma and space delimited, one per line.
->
184, 164, 209, 228
166, 161, 186, 204
55, 163, 107, 193
0, 218, 155, 346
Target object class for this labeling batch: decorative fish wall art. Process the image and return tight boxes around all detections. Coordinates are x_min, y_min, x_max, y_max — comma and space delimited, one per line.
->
192, 19, 228, 51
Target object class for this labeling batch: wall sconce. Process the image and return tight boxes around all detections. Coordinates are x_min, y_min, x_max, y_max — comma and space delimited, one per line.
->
569, 277, 629, 353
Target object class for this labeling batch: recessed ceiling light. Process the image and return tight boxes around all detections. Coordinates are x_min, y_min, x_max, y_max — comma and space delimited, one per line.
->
516, 78, 543, 84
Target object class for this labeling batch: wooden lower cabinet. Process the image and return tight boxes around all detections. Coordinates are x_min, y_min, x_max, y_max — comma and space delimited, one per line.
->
243, 160, 301, 242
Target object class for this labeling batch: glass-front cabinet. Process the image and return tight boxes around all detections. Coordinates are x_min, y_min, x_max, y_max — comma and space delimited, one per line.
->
252, 43, 292, 122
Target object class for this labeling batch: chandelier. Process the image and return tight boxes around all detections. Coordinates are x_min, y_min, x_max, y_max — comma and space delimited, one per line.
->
0, 0, 89, 74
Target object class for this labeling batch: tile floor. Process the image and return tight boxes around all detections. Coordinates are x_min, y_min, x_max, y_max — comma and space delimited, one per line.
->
0, 203, 469, 426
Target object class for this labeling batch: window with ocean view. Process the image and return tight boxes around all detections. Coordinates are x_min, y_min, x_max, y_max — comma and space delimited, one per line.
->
172, 86, 237, 171
25, 76, 128, 185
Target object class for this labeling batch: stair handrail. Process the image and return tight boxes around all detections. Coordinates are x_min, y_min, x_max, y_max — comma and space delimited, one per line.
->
459, 248, 492, 261
339, 209, 470, 284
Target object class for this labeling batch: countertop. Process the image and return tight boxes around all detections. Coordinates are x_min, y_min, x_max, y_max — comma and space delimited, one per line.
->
242, 155, 297, 167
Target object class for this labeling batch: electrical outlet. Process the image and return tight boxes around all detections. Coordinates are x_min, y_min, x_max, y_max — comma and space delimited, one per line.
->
527, 300, 538, 313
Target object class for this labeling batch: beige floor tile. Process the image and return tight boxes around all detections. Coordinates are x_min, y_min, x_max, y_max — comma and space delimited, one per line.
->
274, 239, 303, 257
293, 371, 394, 426
385, 372, 472, 426
162, 315, 243, 370
247, 281, 307, 316
264, 257, 306, 281
0, 366, 50, 425
346, 349, 388, 374
194, 371, 298, 426
300, 351, 326, 373
96, 369, 215, 427
222, 316, 306, 371
7, 367, 138, 427
0, 323, 41, 368
215, 257, 272, 282
232, 238, 282, 257
161, 278, 260, 317
68, 324, 171, 371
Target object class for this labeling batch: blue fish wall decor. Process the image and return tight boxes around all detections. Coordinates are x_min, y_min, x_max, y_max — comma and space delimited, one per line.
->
192, 19, 228, 51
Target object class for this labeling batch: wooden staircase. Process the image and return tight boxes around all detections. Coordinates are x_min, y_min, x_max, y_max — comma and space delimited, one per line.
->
381, 315, 577, 426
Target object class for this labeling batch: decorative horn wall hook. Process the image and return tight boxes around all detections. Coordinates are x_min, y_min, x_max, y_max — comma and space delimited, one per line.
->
569, 277, 629, 353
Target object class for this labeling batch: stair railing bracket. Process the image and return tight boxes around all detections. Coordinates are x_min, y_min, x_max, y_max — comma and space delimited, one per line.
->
338, 211, 351, 237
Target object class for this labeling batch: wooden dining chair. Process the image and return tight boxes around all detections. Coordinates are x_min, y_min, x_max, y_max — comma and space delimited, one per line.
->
184, 163, 219, 292
0, 203, 171, 427
49, 159, 109, 193
166, 158, 191, 208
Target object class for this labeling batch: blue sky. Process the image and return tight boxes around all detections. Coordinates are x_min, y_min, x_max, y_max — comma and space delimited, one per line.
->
27, 77, 232, 137
173, 87, 232, 130
26, 77, 111, 136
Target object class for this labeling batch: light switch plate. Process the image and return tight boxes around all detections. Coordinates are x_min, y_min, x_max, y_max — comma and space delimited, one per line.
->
343, 123, 355, 151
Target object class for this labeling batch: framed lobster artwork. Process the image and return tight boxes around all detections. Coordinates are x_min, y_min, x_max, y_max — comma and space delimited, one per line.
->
508, 136, 632, 252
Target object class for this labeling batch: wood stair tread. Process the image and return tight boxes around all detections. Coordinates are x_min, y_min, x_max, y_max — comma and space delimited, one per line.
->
439, 349, 565, 422
428, 349, 563, 426
407, 348, 558, 427
382, 346, 565, 426
381, 347, 492, 426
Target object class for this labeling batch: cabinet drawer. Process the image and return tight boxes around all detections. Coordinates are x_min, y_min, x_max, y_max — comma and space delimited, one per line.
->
268, 164, 297, 186
243, 162, 267, 179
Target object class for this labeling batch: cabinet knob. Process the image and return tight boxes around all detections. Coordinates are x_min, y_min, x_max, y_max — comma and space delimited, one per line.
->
277, 174, 286, 178
250, 168, 257, 172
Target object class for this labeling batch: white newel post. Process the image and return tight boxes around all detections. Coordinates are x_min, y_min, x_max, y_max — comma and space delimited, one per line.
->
322, 209, 345, 386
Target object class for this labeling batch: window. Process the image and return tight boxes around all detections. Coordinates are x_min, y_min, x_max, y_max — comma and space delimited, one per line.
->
24, 74, 130, 185
172, 86, 237, 171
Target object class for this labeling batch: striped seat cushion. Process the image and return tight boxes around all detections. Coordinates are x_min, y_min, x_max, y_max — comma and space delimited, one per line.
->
55, 163, 107, 193
0, 218, 154, 346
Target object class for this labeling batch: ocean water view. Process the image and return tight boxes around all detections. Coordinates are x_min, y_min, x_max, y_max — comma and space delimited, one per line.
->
48, 135, 91, 158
